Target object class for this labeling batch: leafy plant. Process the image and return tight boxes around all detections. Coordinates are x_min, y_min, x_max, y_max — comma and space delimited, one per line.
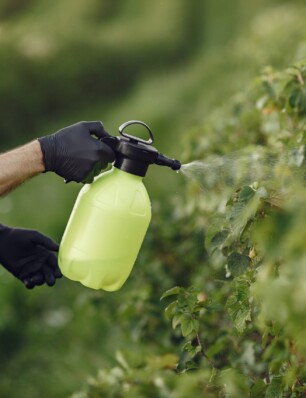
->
3, 2, 306, 397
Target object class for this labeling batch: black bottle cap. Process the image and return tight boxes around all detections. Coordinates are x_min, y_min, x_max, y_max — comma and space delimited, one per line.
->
102, 121, 181, 177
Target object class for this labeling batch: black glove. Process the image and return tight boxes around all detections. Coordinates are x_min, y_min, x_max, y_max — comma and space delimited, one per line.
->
38, 121, 115, 183
0, 225, 62, 289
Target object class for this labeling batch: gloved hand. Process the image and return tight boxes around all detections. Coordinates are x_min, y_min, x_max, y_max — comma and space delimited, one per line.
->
0, 225, 62, 289
38, 121, 115, 183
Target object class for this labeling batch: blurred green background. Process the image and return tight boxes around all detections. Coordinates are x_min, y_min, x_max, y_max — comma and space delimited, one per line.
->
1, 0, 306, 397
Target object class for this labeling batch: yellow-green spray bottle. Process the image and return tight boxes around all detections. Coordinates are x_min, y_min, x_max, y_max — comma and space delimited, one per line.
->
58, 121, 181, 291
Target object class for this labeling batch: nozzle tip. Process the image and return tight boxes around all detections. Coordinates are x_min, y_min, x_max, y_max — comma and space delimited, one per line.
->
171, 159, 181, 171
155, 153, 181, 171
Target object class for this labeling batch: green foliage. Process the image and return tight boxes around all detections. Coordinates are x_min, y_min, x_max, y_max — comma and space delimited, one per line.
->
3, 1, 306, 397
226, 278, 251, 333
160, 58, 306, 396
161, 286, 203, 338
78, 55, 306, 398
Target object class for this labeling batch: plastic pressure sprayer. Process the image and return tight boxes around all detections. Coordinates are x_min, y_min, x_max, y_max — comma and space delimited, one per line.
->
58, 120, 181, 291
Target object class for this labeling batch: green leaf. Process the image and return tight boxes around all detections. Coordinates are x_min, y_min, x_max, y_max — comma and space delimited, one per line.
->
265, 375, 283, 398
251, 380, 267, 398
192, 319, 200, 334
181, 316, 196, 337
182, 340, 193, 353
209, 229, 229, 254
288, 88, 301, 109
160, 286, 181, 300
185, 360, 199, 371
164, 301, 178, 320
227, 252, 250, 277
182, 341, 202, 357
226, 280, 251, 333
186, 290, 200, 310
172, 313, 183, 330
239, 186, 256, 203
263, 339, 290, 374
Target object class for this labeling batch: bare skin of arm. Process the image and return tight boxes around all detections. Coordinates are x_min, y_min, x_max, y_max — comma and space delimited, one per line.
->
0, 140, 45, 196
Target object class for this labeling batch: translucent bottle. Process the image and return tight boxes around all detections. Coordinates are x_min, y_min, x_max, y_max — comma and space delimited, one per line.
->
58, 120, 181, 291
59, 167, 151, 290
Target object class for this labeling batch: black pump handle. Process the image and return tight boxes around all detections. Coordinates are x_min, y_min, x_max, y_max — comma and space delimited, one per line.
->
119, 120, 154, 145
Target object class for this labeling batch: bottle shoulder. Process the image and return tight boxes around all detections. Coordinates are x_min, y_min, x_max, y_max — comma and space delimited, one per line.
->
78, 167, 150, 205
94, 168, 146, 188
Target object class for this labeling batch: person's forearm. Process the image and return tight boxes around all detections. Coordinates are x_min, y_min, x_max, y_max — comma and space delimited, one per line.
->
0, 140, 45, 196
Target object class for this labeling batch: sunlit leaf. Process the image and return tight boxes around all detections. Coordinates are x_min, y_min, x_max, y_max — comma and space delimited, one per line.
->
172, 313, 184, 330
160, 286, 181, 300
164, 301, 178, 319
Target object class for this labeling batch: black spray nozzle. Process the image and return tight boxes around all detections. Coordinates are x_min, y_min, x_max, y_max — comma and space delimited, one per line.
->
102, 120, 181, 177
155, 153, 181, 171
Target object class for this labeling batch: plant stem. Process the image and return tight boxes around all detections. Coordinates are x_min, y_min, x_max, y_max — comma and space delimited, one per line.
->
196, 333, 215, 368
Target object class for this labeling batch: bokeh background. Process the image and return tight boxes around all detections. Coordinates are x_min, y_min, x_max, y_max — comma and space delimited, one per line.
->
1, 0, 306, 397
